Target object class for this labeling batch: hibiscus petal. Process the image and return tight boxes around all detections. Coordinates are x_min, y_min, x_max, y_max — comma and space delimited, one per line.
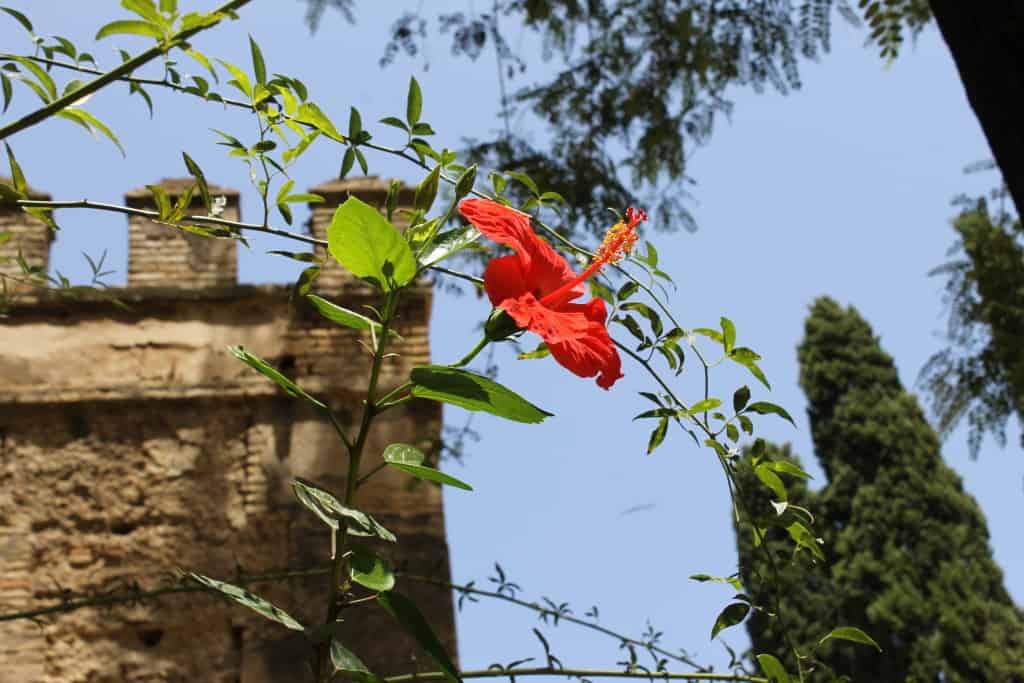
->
483, 255, 529, 308
499, 292, 623, 390
460, 198, 583, 301
547, 299, 623, 390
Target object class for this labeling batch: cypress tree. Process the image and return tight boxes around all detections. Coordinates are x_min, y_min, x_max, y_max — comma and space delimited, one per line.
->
736, 297, 1024, 682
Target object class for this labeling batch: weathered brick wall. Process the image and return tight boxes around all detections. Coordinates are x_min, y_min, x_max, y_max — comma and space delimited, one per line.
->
0, 178, 52, 294
0, 179, 456, 683
125, 178, 240, 289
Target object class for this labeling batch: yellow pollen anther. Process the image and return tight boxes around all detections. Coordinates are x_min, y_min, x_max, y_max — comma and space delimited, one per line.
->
595, 221, 639, 266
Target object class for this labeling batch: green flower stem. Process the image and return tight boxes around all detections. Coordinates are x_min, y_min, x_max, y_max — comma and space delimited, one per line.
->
14, 198, 322, 247
382, 668, 767, 683
0, 0, 254, 142
319, 290, 399, 683
451, 336, 489, 368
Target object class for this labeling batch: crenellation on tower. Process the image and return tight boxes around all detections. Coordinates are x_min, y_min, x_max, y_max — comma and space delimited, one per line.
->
124, 177, 241, 289
0, 176, 53, 293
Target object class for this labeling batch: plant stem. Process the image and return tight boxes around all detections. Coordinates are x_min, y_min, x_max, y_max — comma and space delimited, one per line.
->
451, 336, 489, 368
0, 0, 253, 142
318, 290, 399, 682
382, 668, 767, 683
14, 198, 322, 247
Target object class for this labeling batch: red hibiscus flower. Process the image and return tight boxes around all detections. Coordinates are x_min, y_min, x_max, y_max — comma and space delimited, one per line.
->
459, 198, 647, 390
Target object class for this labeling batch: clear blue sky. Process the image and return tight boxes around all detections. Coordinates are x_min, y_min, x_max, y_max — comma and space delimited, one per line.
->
2, 0, 1020, 674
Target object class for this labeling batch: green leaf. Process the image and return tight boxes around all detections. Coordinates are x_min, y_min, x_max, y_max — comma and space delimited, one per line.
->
818, 626, 882, 652
348, 106, 363, 139
691, 327, 723, 344
57, 109, 126, 156
12, 56, 56, 101
756, 653, 790, 683
454, 164, 477, 199
710, 602, 749, 640
786, 521, 824, 560
189, 573, 304, 631
688, 398, 722, 415
95, 19, 164, 41
517, 341, 550, 361
328, 196, 417, 290
754, 463, 788, 501
729, 347, 771, 390
410, 365, 552, 424
406, 76, 422, 125
122, 0, 164, 24
306, 294, 400, 339
766, 460, 812, 480
379, 116, 409, 132
5, 143, 26, 196
349, 545, 395, 592
377, 592, 459, 683
415, 164, 441, 213
330, 639, 382, 682
229, 345, 325, 409
617, 281, 639, 301
689, 573, 743, 592
505, 171, 539, 196
1, 7, 34, 33
647, 416, 669, 454
181, 152, 211, 209
215, 58, 252, 99
247, 35, 266, 85
382, 443, 425, 466
733, 385, 751, 413
720, 317, 736, 354
291, 478, 396, 542
418, 225, 481, 267
745, 401, 796, 427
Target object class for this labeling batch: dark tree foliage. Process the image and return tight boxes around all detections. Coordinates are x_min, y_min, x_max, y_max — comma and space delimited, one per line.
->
302, 0, 930, 239
735, 298, 1024, 682
921, 174, 1024, 456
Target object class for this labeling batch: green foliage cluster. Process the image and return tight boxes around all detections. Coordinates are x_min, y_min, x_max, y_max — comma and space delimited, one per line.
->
735, 298, 1024, 681
921, 181, 1024, 457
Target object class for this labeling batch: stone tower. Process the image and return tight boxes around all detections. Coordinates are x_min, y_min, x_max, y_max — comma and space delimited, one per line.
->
0, 176, 53, 295
0, 177, 456, 682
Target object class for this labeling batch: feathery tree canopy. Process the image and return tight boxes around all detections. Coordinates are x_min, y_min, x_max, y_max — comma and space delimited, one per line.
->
735, 297, 1024, 681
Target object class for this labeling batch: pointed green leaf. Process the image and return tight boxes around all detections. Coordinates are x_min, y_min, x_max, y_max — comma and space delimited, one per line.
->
410, 365, 552, 424
415, 164, 441, 213
229, 345, 325, 409
756, 653, 790, 683
733, 385, 751, 413
406, 76, 422, 125
291, 478, 396, 542
647, 416, 669, 454
330, 639, 383, 682
95, 19, 163, 41
182, 152, 211, 209
710, 602, 749, 640
720, 317, 736, 353
56, 109, 125, 156
5, 143, 26, 196
745, 401, 796, 427
306, 294, 401, 339
378, 592, 459, 683
819, 626, 882, 652
1, 7, 33, 33
754, 463, 788, 501
418, 225, 481, 267
248, 35, 266, 85
189, 573, 304, 631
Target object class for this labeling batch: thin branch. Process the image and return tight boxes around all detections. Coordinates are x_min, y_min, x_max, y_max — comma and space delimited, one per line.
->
14, 198, 324, 247
403, 574, 704, 671
0, 565, 329, 623
0, 0, 254, 141
383, 668, 766, 683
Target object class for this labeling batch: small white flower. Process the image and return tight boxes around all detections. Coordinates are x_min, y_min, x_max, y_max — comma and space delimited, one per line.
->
726, 447, 740, 458
209, 195, 227, 217
687, 332, 697, 347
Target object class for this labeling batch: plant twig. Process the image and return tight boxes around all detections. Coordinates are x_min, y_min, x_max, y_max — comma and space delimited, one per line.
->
383, 668, 767, 683
0, 0, 254, 141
